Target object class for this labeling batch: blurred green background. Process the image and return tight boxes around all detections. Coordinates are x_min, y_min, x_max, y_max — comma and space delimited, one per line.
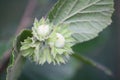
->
0, 0, 119, 80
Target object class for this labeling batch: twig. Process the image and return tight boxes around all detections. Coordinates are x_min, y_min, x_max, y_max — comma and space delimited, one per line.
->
6, 54, 26, 80
0, 0, 37, 74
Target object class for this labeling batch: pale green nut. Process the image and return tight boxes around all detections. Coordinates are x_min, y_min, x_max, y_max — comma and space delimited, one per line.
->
37, 24, 49, 36
32, 18, 52, 41
20, 18, 75, 65
55, 33, 65, 48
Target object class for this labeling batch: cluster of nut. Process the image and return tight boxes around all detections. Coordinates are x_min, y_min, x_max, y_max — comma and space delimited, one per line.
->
20, 18, 75, 65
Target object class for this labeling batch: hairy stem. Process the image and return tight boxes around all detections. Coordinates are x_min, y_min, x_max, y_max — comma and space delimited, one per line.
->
6, 54, 26, 80
0, 0, 37, 74
72, 53, 112, 76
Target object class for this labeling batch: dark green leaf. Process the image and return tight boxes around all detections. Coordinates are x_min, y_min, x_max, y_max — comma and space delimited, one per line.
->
15, 29, 32, 53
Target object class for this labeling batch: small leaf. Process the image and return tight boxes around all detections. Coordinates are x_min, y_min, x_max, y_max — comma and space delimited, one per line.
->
8, 48, 15, 66
72, 53, 112, 76
6, 30, 32, 80
48, 0, 114, 43
15, 29, 32, 53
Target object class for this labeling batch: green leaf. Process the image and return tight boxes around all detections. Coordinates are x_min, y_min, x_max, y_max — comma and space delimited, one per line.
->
72, 53, 112, 76
48, 0, 114, 42
15, 29, 32, 53
6, 30, 32, 80
72, 28, 109, 53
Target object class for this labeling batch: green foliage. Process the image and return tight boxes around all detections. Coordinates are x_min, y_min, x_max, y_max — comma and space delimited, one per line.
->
20, 19, 75, 65
48, 0, 114, 43
6, 54, 25, 80
48, 0, 114, 76
6, 0, 114, 80
6, 30, 32, 80
72, 29, 109, 53
15, 30, 32, 53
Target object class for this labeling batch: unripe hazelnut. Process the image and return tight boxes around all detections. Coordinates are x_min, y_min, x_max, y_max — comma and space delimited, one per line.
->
55, 33, 65, 48
37, 24, 49, 36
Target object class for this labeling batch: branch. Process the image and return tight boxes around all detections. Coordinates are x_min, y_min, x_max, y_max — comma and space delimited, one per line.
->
0, 0, 37, 74
72, 54, 112, 76
6, 54, 26, 80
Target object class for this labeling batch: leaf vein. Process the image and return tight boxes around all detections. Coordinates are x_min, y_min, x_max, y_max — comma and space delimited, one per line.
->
60, 0, 101, 24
